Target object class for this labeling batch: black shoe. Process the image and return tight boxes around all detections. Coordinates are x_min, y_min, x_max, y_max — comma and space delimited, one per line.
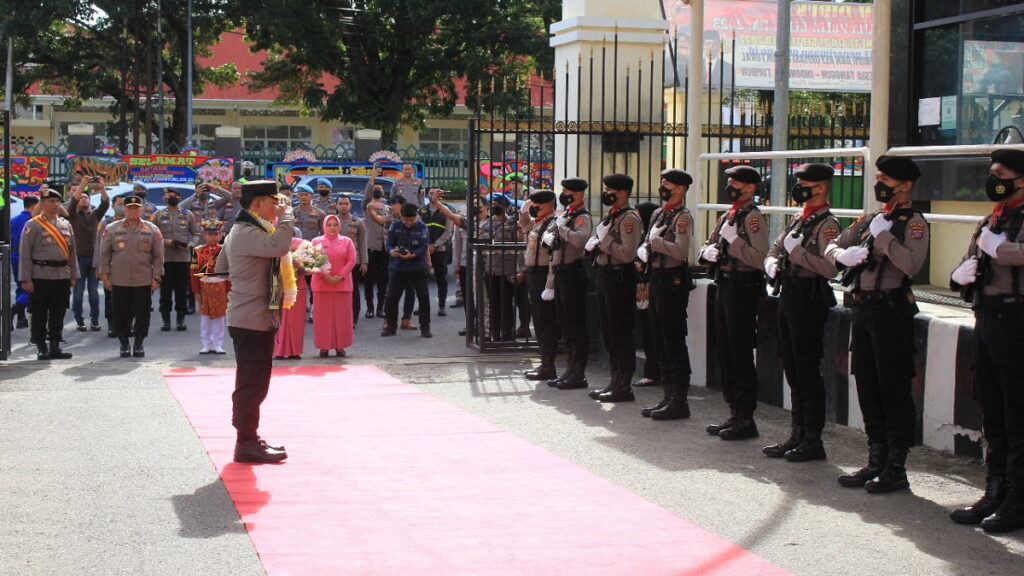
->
36, 346, 50, 360
90, 322, 101, 331
381, 330, 396, 337
48, 344, 73, 360
706, 417, 737, 437
651, 401, 690, 420
376, 304, 385, 317
556, 376, 589, 390
132, 344, 145, 358
980, 486, 1024, 533
864, 448, 910, 494
161, 322, 171, 332
176, 322, 187, 331
951, 477, 1005, 525
524, 367, 557, 381
76, 320, 87, 332
763, 426, 803, 458
234, 439, 288, 463
186, 304, 196, 315
588, 382, 615, 399
641, 398, 670, 418
838, 443, 888, 488
120, 343, 132, 358
421, 330, 433, 338
458, 328, 467, 336
438, 309, 447, 317
107, 329, 117, 338
596, 377, 635, 402
784, 438, 827, 462
365, 310, 374, 319
718, 418, 759, 440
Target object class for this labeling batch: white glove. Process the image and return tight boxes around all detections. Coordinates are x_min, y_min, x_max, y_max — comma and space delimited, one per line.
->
764, 256, 779, 279
555, 216, 567, 228
835, 246, 869, 267
979, 227, 1007, 259
648, 224, 667, 240
541, 288, 555, 301
783, 233, 803, 254
541, 231, 556, 247
869, 215, 892, 237
585, 236, 600, 252
720, 221, 739, 243
951, 258, 978, 286
596, 221, 610, 240
638, 244, 650, 263
701, 244, 720, 263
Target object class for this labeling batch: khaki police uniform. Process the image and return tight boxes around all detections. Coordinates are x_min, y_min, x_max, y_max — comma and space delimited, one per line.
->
294, 204, 326, 241
524, 213, 559, 374
338, 214, 368, 320
592, 205, 643, 394
550, 203, 592, 385
478, 215, 518, 341
99, 218, 165, 345
154, 206, 200, 326
19, 213, 80, 353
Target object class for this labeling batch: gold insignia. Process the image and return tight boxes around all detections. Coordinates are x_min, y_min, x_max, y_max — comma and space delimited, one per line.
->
823, 226, 839, 242
117, 241, 126, 249
909, 221, 925, 240
677, 220, 689, 233
748, 217, 761, 233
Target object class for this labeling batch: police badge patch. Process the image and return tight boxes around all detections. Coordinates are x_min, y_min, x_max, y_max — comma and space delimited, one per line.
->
574, 216, 588, 228
910, 221, 925, 240
624, 220, 635, 234
677, 219, 688, 233
747, 217, 761, 233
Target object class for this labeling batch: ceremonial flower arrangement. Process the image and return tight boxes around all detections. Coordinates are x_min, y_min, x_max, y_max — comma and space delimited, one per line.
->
281, 252, 297, 309
293, 240, 331, 273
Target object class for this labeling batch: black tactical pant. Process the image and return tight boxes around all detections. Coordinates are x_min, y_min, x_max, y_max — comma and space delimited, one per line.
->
351, 265, 362, 322
160, 261, 190, 321
713, 274, 764, 418
974, 303, 1024, 480
850, 293, 918, 449
596, 265, 637, 379
365, 249, 389, 308
385, 269, 430, 331
778, 278, 833, 435
527, 269, 560, 366
650, 267, 691, 402
430, 250, 449, 307
555, 263, 589, 375
112, 285, 154, 340
228, 326, 276, 443
484, 273, 515, 340
29, 278, 71, 345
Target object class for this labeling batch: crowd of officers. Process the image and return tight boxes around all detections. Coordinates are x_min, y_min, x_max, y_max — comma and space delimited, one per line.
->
494, 150, 1024, 535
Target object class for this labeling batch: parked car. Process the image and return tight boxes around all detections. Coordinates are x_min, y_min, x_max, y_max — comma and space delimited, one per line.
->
295, 174, 395, 197
105, 182, 197, 210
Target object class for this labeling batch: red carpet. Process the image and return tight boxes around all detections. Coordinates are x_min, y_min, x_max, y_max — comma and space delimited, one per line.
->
164, 365, 791, 576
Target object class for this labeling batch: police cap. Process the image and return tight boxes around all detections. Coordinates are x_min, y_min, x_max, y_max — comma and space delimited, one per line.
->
794, 163, 835, 182
992, 149, 1024, 174
661, 169, 693, 186
39, 188, 63, 201
875, 156, 921, 182
602, 173, 633, 191
241, 180, 284, 202
724, 165, 762, 184
528, 190, 556, 204
561, 178, 588, 192
124, 195, 144, 207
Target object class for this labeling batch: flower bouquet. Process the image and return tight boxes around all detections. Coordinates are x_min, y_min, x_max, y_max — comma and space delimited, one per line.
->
293, 240, 331, 273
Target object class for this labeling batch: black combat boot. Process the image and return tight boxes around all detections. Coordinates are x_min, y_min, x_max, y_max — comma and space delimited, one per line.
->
176, 315, 187, 331
161, 314, 171, 331
763, 424, 804, 458
718, 417, 759, 440
36, 342, 51, 361
589, 372, 618, 399
838, 442, 888, 488
641, 398, 670, 418
524, 364, 557, 381
980, 480, 1024, 533
556, 371, 589, 390
706, 407, 739, 436
48, 339, 73, 360
596, 374, 635, 403
119, 337, 132, 358
865, 447, 910, 493
784, 431, 827, 462
651, 399, 690, 420
951, 476, 1005, 525
547, 372, 570, 388
133, 337, 146, 358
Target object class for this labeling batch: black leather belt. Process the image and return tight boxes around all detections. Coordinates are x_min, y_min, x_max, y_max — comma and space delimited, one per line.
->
33, 259, 68, 267
977, 293, 1024, 308
524, 266, 548, 273
650, 266, 686, 277
598, 264, 630, 272
554, 261, 583, 271
717, 270, 762, 282
852, 289, 908, 304
782, 276, 828, 288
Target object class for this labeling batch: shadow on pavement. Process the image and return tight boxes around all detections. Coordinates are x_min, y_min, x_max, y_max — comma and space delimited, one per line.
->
170, 464, 264, 539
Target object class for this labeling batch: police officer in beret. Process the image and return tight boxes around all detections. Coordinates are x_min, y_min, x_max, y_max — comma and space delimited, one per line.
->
155, 188, 201, 331
636, 169, 695, 419
98, 195, 165, 358
315, 178, 338, 215
520, 190, 562, 382
763, 163, 841, 460
545, 178, 593, 390
698, 164, 769, 440
586, 174, 643, 402
19, 188, 79, 360
826, 155, 927, 493
948, 148, 1024, 532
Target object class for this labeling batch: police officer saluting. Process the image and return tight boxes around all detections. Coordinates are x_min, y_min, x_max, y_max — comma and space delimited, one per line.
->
698, 165, 768, 440
763, 163, 841, 460
522, 190, 561, 382
98, 195, 165, 358
948, 149, 1024, 532
19, 188, 79, 360
586, 174, 642, 402
636, 169, 695, 419
826, 155, 927, 493
545, 178, 593, 390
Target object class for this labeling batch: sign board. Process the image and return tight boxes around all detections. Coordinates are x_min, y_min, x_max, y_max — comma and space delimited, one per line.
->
0, 156, 51, 196
123, 155, 235, 186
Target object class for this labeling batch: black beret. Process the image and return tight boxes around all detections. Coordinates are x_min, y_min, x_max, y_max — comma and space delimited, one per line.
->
241, 180, 283, 202
40, 188, 63, 201
794, 163, 835, 182
561, 178, 588, 192
992, 149, 1024, 174
124, 195, 144, 207
400, 202, 419, 218
528, 190, 556, 204
875, 156, 921, 182
602, 173, 633, 191
724, 165, 762, 184
661, 169, 693, 186
389, 194, 407, 205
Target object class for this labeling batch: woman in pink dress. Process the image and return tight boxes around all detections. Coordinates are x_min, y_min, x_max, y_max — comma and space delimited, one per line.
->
274, 235, 308, 359
311, 214, 357, 357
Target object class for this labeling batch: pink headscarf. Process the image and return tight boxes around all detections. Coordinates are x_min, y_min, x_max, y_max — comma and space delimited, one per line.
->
322, 214, 341, 239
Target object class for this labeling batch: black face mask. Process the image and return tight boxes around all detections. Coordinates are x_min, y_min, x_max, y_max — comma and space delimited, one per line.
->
725, 185, 743, 202
166, 197, 180, 207
658, 185, 672, 202
986, 174, 1019, 202
873, 181, 896, 203
528, 205, 540, 218
319, 191, 330, 197
490, 205, 505, 217
791, 184, 814, 205
372, 189, 383, 199
600, 192, 617, 206
559, 192, 573, 207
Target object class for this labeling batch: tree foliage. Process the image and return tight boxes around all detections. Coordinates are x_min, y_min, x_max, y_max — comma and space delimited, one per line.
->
238, 0, 560, 145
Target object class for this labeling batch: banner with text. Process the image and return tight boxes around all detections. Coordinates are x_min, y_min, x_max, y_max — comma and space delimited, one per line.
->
123, 155, 235, 186
1, 156, 51, 196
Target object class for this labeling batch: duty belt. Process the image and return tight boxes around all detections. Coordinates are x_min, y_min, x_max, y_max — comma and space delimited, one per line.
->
650, 265, 686, 277
852, 288, 908, 304
553, 261, 583, 271
977, 293, 1024, 308
717, 270, 763, 283
598, 264, 631, 272
33, 259, 68, 267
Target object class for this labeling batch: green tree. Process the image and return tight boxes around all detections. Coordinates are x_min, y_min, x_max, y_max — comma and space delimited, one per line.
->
238, 0, 560, 146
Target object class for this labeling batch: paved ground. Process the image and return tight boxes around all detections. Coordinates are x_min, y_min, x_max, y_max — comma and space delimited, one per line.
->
1, 285, 1022, 575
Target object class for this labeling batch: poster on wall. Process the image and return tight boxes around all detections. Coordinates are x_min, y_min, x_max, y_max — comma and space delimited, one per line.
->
0, 156, 51, 196
962, 40, 1024, 95
663, 0, 874, 92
